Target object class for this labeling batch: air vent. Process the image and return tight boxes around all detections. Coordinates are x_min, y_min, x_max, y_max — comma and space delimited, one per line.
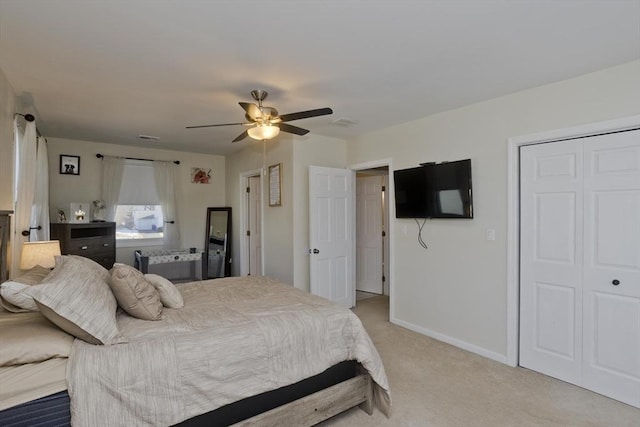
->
330, 117, 359, 127
138, 134, 160, 141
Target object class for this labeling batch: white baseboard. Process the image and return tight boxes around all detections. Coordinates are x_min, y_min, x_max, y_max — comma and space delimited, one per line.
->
390, 316, 508, 365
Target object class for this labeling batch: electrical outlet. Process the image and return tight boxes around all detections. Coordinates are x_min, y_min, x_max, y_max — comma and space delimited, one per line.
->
486, 228, 496, 241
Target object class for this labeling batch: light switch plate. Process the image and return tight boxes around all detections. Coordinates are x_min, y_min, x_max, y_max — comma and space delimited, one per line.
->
486, 228, 496, 241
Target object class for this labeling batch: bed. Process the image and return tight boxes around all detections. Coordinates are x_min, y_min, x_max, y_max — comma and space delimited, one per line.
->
0, 255, 390, 426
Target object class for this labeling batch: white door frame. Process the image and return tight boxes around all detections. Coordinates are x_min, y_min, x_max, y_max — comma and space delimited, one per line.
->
348, 158, 395, 320
506, 115, 640, 367
239, 168, 265, 276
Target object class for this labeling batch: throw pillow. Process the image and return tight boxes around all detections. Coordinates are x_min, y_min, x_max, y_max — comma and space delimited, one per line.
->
109, 264, 162, 320
144, 274, 184, 308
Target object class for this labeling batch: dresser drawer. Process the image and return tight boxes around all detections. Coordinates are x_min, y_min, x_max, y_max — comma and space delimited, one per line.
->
67, 236, 114, 256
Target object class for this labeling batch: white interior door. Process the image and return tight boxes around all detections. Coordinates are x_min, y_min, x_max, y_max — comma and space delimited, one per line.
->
356, 175, 383, 294
582, 130, 640, 408
248, 175, 262, 276
520, 139, 584, 385
309, 166, 355, 308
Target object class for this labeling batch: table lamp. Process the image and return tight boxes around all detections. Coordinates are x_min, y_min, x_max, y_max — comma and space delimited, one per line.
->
20, 240, 61, 270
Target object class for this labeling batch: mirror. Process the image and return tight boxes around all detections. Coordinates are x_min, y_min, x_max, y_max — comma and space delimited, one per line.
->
204, 207, 232, 278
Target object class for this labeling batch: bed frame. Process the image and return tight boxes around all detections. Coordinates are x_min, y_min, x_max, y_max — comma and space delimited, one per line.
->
177, 360, 373, 426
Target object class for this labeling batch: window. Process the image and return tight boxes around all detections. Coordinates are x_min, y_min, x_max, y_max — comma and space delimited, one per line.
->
115, 160, 163, 241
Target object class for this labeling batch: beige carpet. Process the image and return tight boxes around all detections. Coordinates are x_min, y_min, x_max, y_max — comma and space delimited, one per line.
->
320, 296, 640, 427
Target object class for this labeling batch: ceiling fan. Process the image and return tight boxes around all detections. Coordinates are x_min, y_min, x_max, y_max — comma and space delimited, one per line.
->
186, 90, 333, 142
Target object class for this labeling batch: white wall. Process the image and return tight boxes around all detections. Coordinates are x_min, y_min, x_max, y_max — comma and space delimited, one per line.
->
346, 60, 640, 361
47, 138, 225, 266
224, 133, 347, 290
225, 137, 294, 284
0, 68, 16, 210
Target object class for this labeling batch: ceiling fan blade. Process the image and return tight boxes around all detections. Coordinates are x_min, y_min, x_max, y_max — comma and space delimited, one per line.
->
239, 102, 263, 121
186, 122, 248, 129
278, 108, 333, 122
232, 130, 249, 142
277, 123, 310, 136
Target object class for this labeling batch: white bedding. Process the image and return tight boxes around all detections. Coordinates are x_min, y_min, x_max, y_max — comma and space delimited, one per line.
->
67, 276, 390, 426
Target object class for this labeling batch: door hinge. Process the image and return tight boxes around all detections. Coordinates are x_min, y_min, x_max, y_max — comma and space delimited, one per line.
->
246, 230, 250, 236
382, 230, 386, 237
382, 275, 386, 282
382, 185, 386, 192
246, 186, 250, 193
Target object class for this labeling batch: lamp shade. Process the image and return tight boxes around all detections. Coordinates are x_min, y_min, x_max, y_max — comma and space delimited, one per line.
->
247, 124, 280, 141
20, 240, 61, 270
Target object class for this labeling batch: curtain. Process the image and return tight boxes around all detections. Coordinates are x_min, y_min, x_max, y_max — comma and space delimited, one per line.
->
153, 161, 181, 248
11, 119, 37, 276
101, 156, 125, 221
30, 136, 50, 241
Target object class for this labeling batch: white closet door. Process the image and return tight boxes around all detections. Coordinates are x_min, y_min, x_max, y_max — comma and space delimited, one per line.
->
582, 130, 640, 408
520, 140, 584, 385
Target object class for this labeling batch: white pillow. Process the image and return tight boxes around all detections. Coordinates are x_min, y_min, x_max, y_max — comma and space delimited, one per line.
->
144, 274, 184, 308
0, 281, 38, 312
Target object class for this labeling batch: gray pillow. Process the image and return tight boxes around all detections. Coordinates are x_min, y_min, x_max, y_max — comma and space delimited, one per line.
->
30, 256, 124, 345
109, 264, 162, 320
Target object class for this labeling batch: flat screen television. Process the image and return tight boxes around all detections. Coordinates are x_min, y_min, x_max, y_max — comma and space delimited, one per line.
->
393, 159, 473, 219
424, 159, 473, 219
393, 166, 429, 218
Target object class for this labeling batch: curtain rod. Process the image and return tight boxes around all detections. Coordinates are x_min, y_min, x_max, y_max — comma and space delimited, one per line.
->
14, 113, 45, 139
96, 153, 180, 165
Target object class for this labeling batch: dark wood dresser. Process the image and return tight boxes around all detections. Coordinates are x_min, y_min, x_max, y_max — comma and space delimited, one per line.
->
50, 222, 116, 269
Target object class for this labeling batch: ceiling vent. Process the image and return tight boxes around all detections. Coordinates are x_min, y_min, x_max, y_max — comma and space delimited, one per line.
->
330, 117, 359, 127
138, 134, 160, 141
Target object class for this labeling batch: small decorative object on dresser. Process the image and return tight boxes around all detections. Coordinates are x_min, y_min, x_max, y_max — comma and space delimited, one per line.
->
69, 203, 90, 223
50, 222, 116, 269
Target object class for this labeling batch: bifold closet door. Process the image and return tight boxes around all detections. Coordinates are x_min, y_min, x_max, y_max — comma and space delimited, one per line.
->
520, 129, 640, 408
520, 139, 584, 386
582, 130, 640, 408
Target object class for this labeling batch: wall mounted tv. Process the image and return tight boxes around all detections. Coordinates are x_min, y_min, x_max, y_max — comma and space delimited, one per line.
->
393, 159, 473, 219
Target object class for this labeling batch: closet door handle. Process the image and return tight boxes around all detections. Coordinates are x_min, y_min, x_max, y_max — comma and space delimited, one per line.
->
80, 246, 88, 250
612, 279, 620, 286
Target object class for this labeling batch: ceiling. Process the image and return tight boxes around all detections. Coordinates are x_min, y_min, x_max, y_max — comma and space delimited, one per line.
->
1, 1, 639, 156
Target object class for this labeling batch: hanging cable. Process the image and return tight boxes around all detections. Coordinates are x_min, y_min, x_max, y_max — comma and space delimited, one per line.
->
415, 217, 428, 249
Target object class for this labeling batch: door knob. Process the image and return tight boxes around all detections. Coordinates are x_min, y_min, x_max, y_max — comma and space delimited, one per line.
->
612, 279, 620, 286
313, 248, 320, 254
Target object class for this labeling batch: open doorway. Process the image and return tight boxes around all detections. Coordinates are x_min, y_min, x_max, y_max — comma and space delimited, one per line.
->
355, 168, 389, 302
240, 169, 264, 276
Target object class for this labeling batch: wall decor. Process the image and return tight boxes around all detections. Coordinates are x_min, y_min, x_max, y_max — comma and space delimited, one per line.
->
191, 167, 212, 184
268, 163, 282, 206
59, 154, 80, 175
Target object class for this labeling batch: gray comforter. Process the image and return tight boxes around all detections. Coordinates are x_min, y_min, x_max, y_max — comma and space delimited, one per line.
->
67, 276, 390, 426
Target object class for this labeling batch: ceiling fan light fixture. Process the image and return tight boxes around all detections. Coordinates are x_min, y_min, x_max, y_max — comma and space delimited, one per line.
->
247, 124, 280, 141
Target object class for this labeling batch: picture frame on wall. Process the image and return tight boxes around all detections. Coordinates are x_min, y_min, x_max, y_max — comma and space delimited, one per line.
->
268, 163, 282, 207
59, 155, 80, 175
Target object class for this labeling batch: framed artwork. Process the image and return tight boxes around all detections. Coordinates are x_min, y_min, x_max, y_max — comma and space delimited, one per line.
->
268, 163, 282, 206
191, 167, 212, 184
59, 155, 80, 175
